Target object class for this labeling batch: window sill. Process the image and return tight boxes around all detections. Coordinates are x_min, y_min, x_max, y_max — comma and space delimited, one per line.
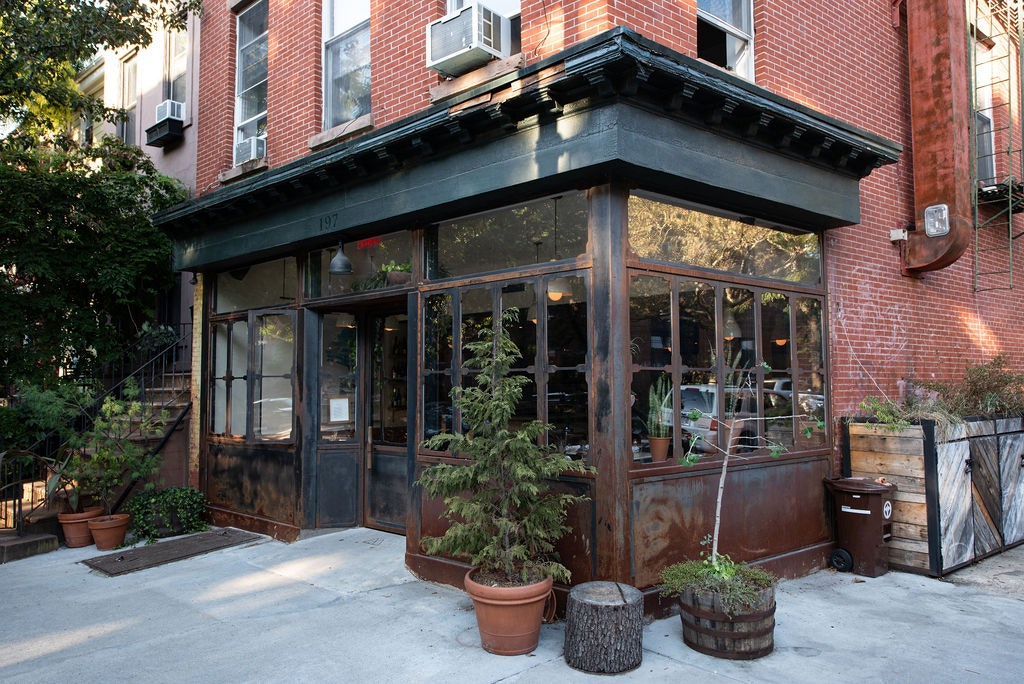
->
309, 113, 375, 150
429, 53, 526, 104
218, 157, 268, 185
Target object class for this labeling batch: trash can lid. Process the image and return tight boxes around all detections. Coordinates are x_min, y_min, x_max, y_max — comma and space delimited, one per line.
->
824, 477, 897, 493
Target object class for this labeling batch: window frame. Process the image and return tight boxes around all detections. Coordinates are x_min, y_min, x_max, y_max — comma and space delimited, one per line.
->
119, 51, 138, 146
696, 0, 754, 80
234, 0, 269, 152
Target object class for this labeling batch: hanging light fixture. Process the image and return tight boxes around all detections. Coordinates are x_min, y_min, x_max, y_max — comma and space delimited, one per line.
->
329, 243, 352, 275
723, 308, 741, 341
547, 277, 572, 302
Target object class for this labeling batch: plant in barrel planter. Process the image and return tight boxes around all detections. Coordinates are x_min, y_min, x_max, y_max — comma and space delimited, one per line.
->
417, 309, 595, 656
659, 403, 822, 660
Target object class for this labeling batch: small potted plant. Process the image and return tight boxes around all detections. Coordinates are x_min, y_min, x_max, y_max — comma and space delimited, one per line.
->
74, 382, 164, 550
417, 308, 594, 655
645, 374, 673, 461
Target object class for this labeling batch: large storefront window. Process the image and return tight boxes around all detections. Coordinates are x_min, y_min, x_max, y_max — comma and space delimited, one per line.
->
421, 273, 589, 456
628, 193, 821, 286
627, 193, 826, 464
428, 193, 587, 279
214, 257, 297, 313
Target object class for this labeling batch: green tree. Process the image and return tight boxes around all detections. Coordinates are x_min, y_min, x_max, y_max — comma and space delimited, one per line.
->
1, 0, 202, 133
0, 137, 186, 391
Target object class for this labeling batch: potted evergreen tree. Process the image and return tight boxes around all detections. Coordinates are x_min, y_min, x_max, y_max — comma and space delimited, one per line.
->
417, 309, 594, 655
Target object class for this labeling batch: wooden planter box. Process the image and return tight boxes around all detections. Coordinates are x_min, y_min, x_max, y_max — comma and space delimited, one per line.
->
842, 417, 1024, 576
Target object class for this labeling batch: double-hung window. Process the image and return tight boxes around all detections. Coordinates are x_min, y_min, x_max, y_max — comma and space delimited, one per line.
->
697, 0, 753, 80
323, 0, 371, 130
167, 29, 188, 104
120, 53, 138, 146
235, 0, 268, 162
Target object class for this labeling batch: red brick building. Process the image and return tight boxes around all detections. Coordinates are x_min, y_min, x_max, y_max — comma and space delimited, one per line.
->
157, 1, 1023, 600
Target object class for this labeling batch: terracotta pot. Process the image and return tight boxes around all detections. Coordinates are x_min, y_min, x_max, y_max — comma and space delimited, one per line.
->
88, 513, 132, 551
648, 436, 671, 462
464, 570, 553, 656
57, 507, 104, 548
677, 584, 776, 660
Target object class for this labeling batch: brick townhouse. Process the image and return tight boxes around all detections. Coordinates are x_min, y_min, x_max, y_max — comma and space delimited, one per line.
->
153, 0, 1023, 601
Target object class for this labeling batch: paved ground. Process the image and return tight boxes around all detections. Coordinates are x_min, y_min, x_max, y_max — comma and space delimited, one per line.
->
1, 528, 1022, 683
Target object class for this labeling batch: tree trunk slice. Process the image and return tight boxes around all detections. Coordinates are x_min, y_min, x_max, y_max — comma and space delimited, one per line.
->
563, 581, 643, 673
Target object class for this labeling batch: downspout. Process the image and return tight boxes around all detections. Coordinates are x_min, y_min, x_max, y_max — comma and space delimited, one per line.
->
902, 0, 973, 273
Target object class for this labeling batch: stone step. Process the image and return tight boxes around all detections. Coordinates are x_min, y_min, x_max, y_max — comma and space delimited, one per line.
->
0, 531, 59, 563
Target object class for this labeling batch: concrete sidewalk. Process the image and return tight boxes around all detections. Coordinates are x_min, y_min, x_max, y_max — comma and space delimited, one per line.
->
1, 527, 1022, 683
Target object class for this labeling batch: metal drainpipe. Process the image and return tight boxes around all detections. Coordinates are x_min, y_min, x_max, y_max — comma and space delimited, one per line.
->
902, 0, 973, 274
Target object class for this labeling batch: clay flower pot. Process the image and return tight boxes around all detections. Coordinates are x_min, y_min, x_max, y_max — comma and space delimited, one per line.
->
464, 570, 553, 656
87, 513, 132, 551
57, 506, 104, 548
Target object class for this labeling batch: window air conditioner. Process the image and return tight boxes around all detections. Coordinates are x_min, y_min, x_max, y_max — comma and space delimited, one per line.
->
234, 136, 266, 166
426, 2, 511, 78
155, 99, 185, 123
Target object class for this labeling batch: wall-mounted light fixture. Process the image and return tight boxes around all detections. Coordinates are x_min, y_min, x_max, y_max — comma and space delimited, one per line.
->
923, 203, 950, 237
329, 243, 352, 275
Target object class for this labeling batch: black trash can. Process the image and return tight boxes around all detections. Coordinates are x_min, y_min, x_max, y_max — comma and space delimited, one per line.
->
824, 477, 897, 577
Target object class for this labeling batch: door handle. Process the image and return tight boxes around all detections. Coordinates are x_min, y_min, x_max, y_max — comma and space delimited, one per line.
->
964, 457, 972, 474
367, 432, 373, 470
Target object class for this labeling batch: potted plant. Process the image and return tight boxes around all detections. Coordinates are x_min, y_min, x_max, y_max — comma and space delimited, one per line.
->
124, 486, 209, 544
659, 382, 820, 659
645, 373, 673, 462
74, 383, 164, 550
417, 309, 594, 655
45, 447, 105, 547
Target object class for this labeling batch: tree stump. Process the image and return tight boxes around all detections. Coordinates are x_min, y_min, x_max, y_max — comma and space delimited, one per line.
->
563, 581, 643, 673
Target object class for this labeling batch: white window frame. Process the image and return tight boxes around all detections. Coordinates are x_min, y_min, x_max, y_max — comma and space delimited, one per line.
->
166, 29, 189, 105
120, 51, 138, 146
974, 38, 997, 186
235, 0, 268, 159
697, 0, 754, 80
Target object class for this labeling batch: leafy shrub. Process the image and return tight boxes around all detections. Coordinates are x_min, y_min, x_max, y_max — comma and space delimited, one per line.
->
125, 486, 209, 544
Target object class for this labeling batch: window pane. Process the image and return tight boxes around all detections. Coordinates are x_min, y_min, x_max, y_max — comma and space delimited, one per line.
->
631, 370, 675, 460
698, 0, 750, 33
628, 194, 821, 285
501, 282, 536, 370
722, 287, 755, 370
255, 313, 294, 440
325, 22, 371, 128
321, 313, 357, 442
678, 281, 715, 369
423, 372, 454, 439
168, 30, 188, 102
328, 0, 370, 36
795, 298, 826, 447
424, 293, 453, 373
546, 275, 587, 368
215, 258, 297, 313
432, 193, 587, 279
549, 369, 588, 456
238, 0, 268, 46
238, 41, 269, 92
630, 275, 671, 368
237, 81, 268, 121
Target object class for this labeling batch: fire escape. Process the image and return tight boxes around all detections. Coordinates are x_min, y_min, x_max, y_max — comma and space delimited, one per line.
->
971, 0, 1024, 291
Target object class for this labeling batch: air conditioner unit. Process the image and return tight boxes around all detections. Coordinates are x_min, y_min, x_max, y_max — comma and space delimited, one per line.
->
426, 2, 511, 78
155, 99, 185, 123
234, 136, 266, 166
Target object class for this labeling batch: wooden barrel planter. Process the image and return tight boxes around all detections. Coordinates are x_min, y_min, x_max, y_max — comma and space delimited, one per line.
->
677, 585, 776, 660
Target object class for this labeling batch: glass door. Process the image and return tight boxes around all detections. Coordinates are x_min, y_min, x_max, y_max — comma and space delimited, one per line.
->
316, 307, 409, 532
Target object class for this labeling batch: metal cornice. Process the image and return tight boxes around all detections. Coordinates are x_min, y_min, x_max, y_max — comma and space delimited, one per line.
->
156, 27, 900, 235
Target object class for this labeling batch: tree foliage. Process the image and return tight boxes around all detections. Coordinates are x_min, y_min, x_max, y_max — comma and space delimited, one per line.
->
0, 137, 186, 390
1, 0, 202, 133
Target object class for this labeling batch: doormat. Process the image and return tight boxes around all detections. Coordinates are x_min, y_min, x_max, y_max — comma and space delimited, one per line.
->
82, 528, 262, 577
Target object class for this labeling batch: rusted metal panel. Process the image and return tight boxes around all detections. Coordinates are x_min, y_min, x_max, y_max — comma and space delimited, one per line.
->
630, 457, 831, 588
903, 0, 972, 271
206, 443, 299, 527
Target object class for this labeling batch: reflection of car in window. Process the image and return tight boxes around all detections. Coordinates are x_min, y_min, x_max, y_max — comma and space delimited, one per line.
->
677, 385, 758, 453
